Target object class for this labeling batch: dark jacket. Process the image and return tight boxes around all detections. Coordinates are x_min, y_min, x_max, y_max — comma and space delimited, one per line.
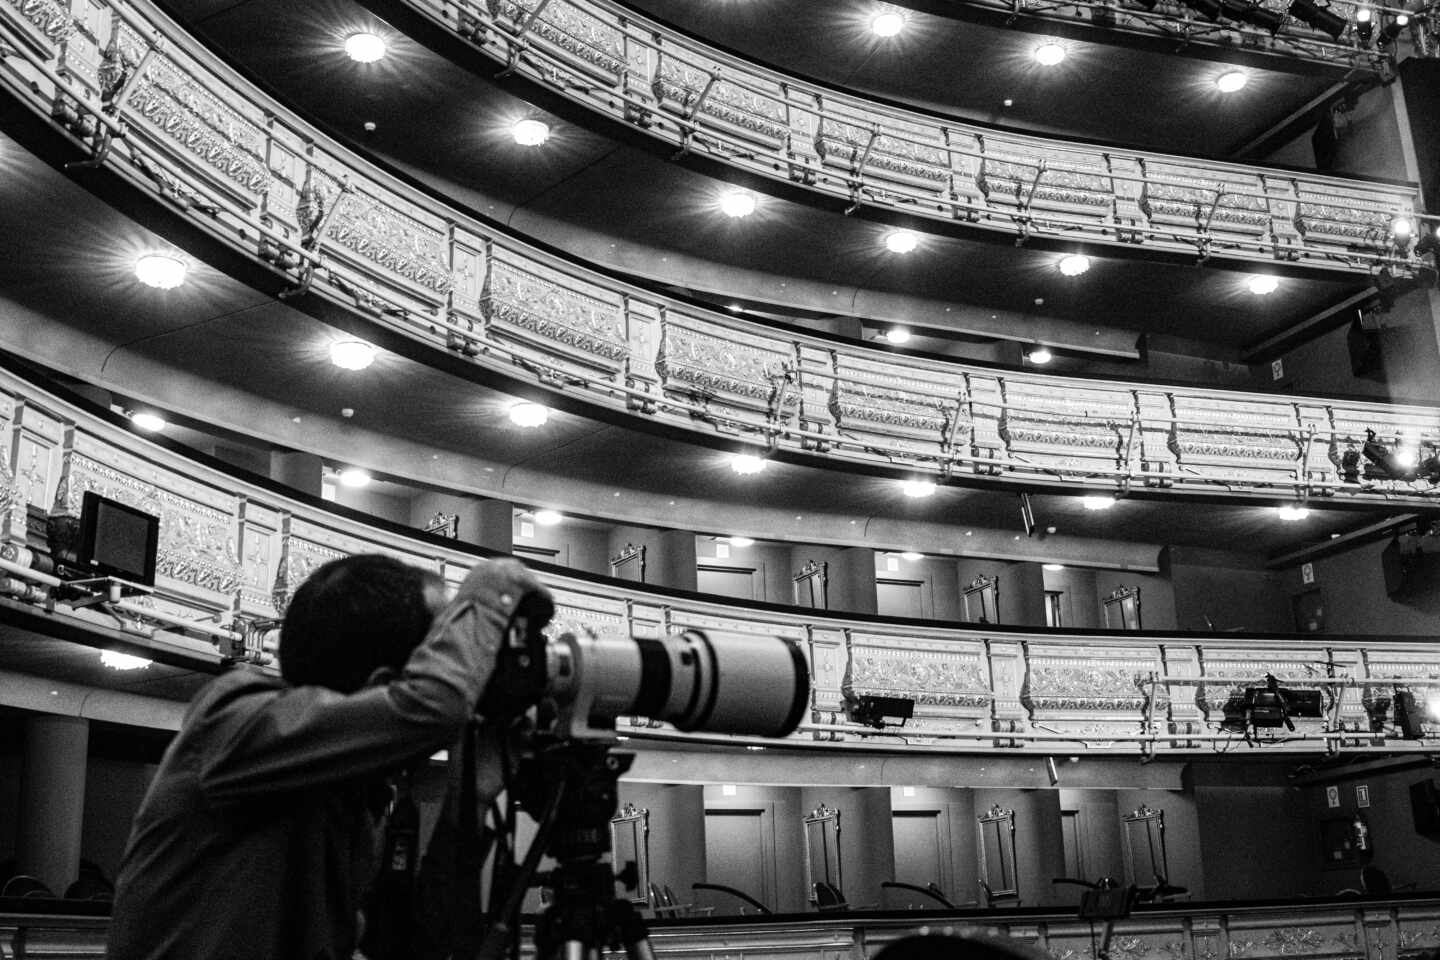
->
106, 561, 535, 960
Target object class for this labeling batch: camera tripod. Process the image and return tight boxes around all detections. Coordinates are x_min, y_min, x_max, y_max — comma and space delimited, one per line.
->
489, 739, 656, 960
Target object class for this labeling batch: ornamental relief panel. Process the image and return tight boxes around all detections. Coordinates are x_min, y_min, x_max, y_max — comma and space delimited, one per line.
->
7, 0, 79, 44
485, 259, 628, 365
1195, 654, 1328, 718
846, 639, 991, 710
326, 190, 453, 295
1024, 651, 1159, 713
656, 318, 798, 411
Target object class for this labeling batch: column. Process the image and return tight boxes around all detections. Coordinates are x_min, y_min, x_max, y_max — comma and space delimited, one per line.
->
16, 715, 89, 896
269, 451, 323, 497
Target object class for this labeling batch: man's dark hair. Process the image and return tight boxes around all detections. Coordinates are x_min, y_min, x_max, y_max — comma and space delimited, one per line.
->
279, 554, 440, 693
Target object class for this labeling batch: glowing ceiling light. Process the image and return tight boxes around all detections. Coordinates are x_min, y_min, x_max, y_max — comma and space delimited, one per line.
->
508, 401, 549, 427
100, 650, 152, 671
885, 326, 911, 344
1026, 345, 1053, 365
1277, 504, 1310, 521
338, 468, 371, 488
719, 189, 757, 218
1216, 70, 1248, 93
1081, 495, 1115, 510
534, 509, 563, 526
900, 551, 923, 561
1033, 41, 1066, 65
1248, 275, 1279, 295
512, 118, 551, 146
901, 480, 936, 498
330, 339, 375, 370
871, 10, 905, 36
344, 32, 387, 63
1043, 563, 1066, 571
727, 536, 756, 547
130, 412, 166, 432
1059, 254, 1090, 276
884, 230, 919, 254
730, 454, 767, 475
134, 253, 187, 290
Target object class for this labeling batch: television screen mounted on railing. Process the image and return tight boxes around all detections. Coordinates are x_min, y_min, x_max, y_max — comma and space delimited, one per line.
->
77, 491, 159, 587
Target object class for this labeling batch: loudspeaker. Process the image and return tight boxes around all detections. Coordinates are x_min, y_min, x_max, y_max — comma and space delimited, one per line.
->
1382, 538, 1440, 600
1347, 316, 1384, 379
1410, 779, 1440, 838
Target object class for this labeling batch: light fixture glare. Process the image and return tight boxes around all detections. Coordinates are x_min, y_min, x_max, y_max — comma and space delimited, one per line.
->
338, 468, 371, 488
1393, 215, 1415, 239
900, 551, 923, 561
719, 189, 757, 218
885, 326, 911, 344
131, 412, 166, 432
1033, 41, 1066, 65
1081, 495, 1115, 510
512, 118, 551, 146
1043, 563, 1066, 571
134, 254, 187, 290
1216, 70, 1248, 93
1248, 275, 1279, 295
884, 230, 919, 254
1058, 254, 1090, 276
901, 480, 936, 498
731, 454, 767, 475
100, 650, 153, 671
508, 401, 549, 428
1277, 504, 1310, 521
344, 32, 387, 63
330, 339, 376, 370
871, 11, 905, 36
534, 509, 563, 526
727, 536, 756, 547
1026, 346, 1053, 365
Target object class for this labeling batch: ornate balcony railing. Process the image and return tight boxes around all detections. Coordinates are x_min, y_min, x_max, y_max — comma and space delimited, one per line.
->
2, 360, 1440, 759
1, 0, 1438, 511
382, 0, 1428, 272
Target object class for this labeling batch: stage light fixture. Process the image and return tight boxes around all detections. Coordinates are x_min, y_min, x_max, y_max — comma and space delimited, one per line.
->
730, 454, 767, 475
885, 230, 919, 253
134, 253, 187, 289
1341, 447, 1362, 482
872, 10, 905, 36
1181, 0, 1224, 19
1419, 452, 1440, 484
1362, 429, 1421, 481
1380, 11, 1411, 42
1026, 345, 1054, 364
130, 412, 166, 432
508, 401, 549, 427
512, 119, 551, 146
1216, 70, 1249, 93
344, 32, 386, 63
1033, 41, 1067, 64
847, 694, 915, 729
1248, 275, 1278, 295
719, 189, 757, 218
1392, 215, 1415, 240
1396, 689, 1428, 739
1355, 6, 1375, 43
902, 480, 936, 498
1224, 0, 1287, 30
1059, 254, 1091, 276
330, 339, 375, 370
1289, 0, 1348, 39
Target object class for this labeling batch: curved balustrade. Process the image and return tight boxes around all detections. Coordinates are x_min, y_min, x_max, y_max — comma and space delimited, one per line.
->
1, 361, 1440, 759
0, 0, 1438, 511
380, 0, 1426, 273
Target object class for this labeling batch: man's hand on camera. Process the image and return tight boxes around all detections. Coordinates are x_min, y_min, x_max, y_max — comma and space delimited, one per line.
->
450, 557, 552, 632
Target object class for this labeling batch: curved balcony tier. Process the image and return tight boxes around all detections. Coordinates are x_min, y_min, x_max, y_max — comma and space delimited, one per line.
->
356, 0, 1428, 274
1, 0, 1438, 510
2, 358, 1439, 759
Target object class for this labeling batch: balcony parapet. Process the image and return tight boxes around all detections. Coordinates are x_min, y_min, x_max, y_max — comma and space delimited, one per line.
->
1, 360, 1439, 759
0, 0, 1438, 510
377, 0, 1429, 273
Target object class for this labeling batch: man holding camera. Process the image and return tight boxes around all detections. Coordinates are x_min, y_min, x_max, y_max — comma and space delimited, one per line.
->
106, 553, 550, 960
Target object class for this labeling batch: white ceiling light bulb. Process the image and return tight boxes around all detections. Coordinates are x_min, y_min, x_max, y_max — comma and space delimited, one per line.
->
1248, 275, 1279, 295
338, 468, 371, 488
344, 32, 386, 63
1033, 41, 1066, 65
1081, 495, 1115, 510
900, 551, 923, 561
730, 454, 767, 475
134, 253, 187, 290
1059, 254, 1090, 276
1026, 345, 1053, 365
871, 11, 905, 36
330, 339, 376, 370
727, 536, 755, 547
1277, 504, 1310, 521
885, 230, 919, 254
885, 326, 912, 344
902, 480, 936, 498
131, 412, 166, 432
1216, 70, 1248, 93
1043, 563, 1066, 571
534, 509, 563, 526
100, 650, 153, 671
719, 189, 757, 218
512, 118, 551, 146
509, 401, 549, 427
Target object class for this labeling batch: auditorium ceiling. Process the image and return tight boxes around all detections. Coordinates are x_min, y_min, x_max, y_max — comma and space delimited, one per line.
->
153, 0, 1388, 361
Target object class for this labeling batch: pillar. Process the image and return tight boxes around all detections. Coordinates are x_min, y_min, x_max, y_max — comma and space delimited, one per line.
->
17, 715, 89, 895
269, 451, 323, 498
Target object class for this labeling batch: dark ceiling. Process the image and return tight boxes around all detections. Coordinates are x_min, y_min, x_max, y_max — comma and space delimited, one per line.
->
150, 0, 1379, 364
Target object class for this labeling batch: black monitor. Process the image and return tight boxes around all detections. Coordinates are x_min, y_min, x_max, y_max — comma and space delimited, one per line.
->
76, 491, 159, 587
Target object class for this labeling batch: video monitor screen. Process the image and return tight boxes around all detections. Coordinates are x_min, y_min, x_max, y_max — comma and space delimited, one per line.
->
77, 491, 160, 586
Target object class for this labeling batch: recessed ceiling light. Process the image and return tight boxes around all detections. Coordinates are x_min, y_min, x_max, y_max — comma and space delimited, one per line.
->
1081, 495, 1115, 510
130, 412, 166, 432
902, 480, 936, 498
1043, 563, 1066, 571
1026, 345, 1053, 365
871, 10, 904, 36
100, 650, 152, 671
535, 509, 563, 526
885, 230, 919, 254
1033, 41, 1066, 65
509, 401, 549, 427
512, 118, 550, 146
338, 468, 371, 488
731, 454, 767, 475
134, 253, 186, 289
1059, 254, 1090, 276
1248, 275, 1279, 295
1216, 70, 1248, 92
330, 339, 375, 370
1277, 504, 1310, 521
885, 326, 911, 344
727, 536, 755, 547
719, 189, 757, 218
900, 551, 923, 561
344, 32, 386, 63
